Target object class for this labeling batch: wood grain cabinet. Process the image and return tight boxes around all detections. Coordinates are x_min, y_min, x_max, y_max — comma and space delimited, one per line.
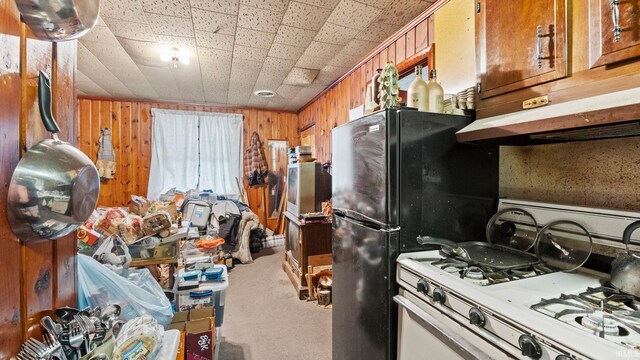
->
476, 0, 567, 99
590, 0, 640, 67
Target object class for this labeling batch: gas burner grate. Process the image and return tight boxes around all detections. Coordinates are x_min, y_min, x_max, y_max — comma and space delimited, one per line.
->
430, 256, 555, 285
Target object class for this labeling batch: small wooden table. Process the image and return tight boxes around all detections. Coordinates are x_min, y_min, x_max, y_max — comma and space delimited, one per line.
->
282, 211, 332, 299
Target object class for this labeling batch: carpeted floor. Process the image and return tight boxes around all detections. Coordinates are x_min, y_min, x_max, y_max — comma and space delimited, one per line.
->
219, 246, 331, 360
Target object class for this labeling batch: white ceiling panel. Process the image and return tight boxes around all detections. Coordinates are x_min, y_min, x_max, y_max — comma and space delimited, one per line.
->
100, 0, 147, 23
282, 2, 332, 31
315, 22, 359, 45
326, 0, 381, 30
273, 25, 316, 47
241, 0, 289, 13
78, 0, 436, 110
142, 0, 192, 18
192, 8, 238, 35
268, 42, 306, 60
237, 5, 283, 33
234, 27, 276, 49
190, 0, 239, 15
102, 18, 157, 41
195, 30, 234, 50
145, 13, 195, 37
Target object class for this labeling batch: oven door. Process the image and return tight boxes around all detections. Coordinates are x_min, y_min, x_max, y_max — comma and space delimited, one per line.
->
394, 289, 512, 360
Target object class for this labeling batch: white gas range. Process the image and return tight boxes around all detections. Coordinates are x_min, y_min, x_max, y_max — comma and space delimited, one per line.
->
395, 199, 640, 360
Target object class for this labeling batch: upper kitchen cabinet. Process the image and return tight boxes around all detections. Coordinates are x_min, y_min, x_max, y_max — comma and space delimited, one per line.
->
590, 0, 640, 68
476, 0, 567, 99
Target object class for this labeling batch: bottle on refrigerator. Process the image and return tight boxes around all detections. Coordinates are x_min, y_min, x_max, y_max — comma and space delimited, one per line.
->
407, 65, 428, 111
427, 69, 444, 113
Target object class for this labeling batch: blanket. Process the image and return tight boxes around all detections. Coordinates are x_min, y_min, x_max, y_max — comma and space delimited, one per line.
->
231, 211, 261, 264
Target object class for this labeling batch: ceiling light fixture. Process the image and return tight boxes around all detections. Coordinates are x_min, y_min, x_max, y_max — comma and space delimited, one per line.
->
160, 46, 190, 68
254, 90, 276, 98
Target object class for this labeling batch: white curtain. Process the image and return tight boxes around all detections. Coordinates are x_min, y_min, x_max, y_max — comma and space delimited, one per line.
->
199, 113, 243, 197
147, 109, 243, 200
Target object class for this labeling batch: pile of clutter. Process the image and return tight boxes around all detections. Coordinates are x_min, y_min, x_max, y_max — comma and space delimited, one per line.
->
17, 305, 178, 360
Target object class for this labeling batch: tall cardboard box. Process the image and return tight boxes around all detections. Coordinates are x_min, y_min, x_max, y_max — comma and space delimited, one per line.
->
168, 312, 188, 360
185, 308, 216, 360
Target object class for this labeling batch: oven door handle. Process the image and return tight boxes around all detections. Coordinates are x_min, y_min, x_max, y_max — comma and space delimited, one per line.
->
394, 295, 490, 360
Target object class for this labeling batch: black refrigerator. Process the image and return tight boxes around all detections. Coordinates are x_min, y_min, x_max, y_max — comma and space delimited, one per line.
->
331, 108, 499, 360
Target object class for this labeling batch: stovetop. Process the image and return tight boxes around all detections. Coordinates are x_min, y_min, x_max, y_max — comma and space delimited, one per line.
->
532, 286, 640, 352
423, 251, 556, 286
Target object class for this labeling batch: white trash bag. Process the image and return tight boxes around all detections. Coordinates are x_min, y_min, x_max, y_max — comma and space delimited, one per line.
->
78, 254, 173, 327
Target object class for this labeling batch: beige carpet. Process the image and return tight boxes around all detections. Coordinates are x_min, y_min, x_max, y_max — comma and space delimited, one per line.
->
219, 246, 331, 360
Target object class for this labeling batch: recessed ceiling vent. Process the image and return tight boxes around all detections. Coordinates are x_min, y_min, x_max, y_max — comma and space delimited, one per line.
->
254, 90, 276, 98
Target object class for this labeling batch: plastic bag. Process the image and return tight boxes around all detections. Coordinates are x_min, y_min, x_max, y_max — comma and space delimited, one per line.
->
77, 254, 173, 327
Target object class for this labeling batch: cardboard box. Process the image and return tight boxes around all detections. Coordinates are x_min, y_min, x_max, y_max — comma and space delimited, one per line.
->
129, 195, 150, 216
185, 307, 216, 360
172, 310, 189, 324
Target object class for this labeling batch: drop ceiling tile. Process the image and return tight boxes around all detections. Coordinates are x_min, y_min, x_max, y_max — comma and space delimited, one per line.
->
353, 0, 394, 7
198, 48, 233, 68
267, 42, 306, 60
101, 0, 147, 23
314, 64, 349, 85
284, 67, 319, 85
237, 5, 283, 33
155, 35, 197, 52
145, 13, 195, 37
240, 0, 289, 13
205, 90, 229, 104
282, 2, 332, 31
247, 95, 271, 107
276, 84, 305, 99
195, 30, 234, 50
141, 0, 192, 18
192, 8, 237, 35
190, 0, 239, 15
254, 76, 283, 92
77, 71, 111, 97
303, 41, 344, 60
97, 16, 107, 27
80, 24, 120, 44
328, 51, 361, 67
356, 21, 397, 42
102, 18, 157, 41
273, 25, 316, 47
376, 0, 433, 25
326, 0, 381, 30
314, 22, 359, 45
234, 27, 276, 49
262, 56, 296, 76
295, 0, 341, 9
295, 54, 328, 70
342, 38, 377, 56
233, 45, 269, 61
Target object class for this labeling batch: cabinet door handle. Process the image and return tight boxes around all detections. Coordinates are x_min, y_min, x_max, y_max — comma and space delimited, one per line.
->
612, 0, 622, 42
536, 25, 544, 68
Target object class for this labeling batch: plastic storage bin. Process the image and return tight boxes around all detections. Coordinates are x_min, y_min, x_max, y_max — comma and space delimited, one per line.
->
175, 266, 228, 327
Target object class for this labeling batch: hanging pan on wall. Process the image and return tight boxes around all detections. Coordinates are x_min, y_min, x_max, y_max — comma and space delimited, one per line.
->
7, 71, 100, 242
15, 0, 100, 41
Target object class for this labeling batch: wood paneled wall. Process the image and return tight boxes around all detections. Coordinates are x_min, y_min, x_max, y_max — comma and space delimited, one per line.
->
298, 9, 437, 164
0, 0, 77, 356
76, 98, 299, 229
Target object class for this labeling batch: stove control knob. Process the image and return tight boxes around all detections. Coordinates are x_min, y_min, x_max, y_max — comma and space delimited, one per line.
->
518, 334, 542, 359
416, 278, 429, 295
468, 307, 486, 327
432, 287, 446, 304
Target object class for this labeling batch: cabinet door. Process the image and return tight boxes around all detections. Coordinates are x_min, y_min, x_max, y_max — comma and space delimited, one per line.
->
590, 0, 640, 67
477, 0, 567, 99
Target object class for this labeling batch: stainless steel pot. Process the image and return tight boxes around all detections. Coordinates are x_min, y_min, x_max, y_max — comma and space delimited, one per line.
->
611, 220, 640, 298
15, 0, 100, 41
7, 71, 100, 241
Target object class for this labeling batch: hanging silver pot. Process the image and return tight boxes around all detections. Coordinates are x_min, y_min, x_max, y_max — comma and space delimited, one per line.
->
610, 220, 640, 298
7, 71, 100, 241
15, 0, 100, 41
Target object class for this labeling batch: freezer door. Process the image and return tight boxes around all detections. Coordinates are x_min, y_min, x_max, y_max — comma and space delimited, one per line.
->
332, 110, 395, 226
332, 214, 399, 360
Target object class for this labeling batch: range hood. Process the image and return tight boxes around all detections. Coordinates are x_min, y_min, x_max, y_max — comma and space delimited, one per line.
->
456, 87, 640, 145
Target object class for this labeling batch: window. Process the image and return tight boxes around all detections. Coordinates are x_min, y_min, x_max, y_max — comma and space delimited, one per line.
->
147, 109, 243, 200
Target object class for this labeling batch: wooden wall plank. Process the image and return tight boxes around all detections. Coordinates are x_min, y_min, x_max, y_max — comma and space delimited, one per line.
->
0, 0, 24, 355
396, 35, 406, 63
406, 27, 416, 57
416, 18, 430, 51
